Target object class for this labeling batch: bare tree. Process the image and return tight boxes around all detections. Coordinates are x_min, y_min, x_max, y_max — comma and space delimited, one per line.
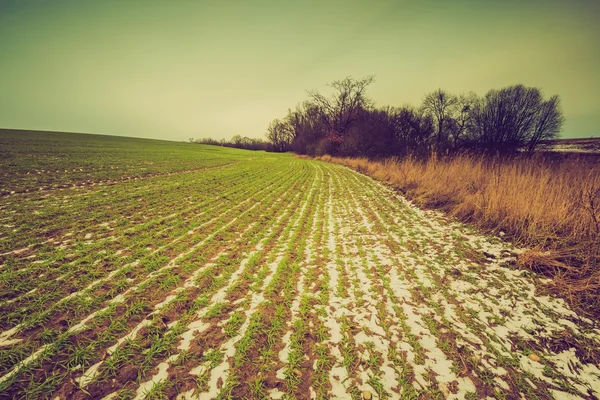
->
468, 85, 563, 153
527, 95, 564, 153
308, 76, 375, 142
266, 118, 293, 152
391, 106, 435, 156
231, 135, 243, 146
285, 101, 328, 154
421, 89, 458, 151
450, 92, 478, 145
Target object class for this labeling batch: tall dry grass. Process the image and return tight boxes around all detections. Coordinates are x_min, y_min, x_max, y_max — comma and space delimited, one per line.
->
319, 153, 600, 317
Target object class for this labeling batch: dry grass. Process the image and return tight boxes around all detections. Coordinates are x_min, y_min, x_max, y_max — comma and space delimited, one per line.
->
318, 153, 600, 318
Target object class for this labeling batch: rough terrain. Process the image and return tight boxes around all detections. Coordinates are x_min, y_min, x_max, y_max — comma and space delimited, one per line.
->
1, 131, 599, 399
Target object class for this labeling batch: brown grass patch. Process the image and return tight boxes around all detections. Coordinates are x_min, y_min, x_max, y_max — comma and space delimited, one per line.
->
317, 153, 600, 319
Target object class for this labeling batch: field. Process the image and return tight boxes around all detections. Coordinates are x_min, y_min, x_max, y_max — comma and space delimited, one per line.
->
1, 130, 600, 399
318, 152, 600, 319
538, 138, 600, 154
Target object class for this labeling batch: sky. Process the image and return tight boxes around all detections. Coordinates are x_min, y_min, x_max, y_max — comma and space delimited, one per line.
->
0, 0, 598, 141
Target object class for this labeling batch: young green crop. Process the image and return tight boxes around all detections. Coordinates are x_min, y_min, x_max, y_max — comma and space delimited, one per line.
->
1, 131, 599, 399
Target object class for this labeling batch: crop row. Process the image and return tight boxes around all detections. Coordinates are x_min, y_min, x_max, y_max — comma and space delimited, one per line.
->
0, 158, 309, 393
2, 149, 600, 398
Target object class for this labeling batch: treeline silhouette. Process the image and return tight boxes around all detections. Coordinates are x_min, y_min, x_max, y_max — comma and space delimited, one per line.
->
265, 76, 564, 157
190, 135, 269, 151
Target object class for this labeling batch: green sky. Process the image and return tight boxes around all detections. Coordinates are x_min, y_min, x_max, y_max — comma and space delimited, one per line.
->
1, 0, 598, 141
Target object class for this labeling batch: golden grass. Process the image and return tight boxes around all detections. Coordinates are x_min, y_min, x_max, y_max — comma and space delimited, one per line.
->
318, 153, 600, 318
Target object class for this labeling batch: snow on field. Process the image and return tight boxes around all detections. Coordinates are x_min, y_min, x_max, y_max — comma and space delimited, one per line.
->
1, 155, 599, 399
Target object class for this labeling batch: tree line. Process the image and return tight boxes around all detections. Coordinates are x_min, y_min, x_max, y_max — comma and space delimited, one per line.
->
189, 135, 269, 151
265, 76, 564, 157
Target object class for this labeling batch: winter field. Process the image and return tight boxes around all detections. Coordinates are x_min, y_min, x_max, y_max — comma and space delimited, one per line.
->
1, 130, 600, 399
537, 138, 600, 154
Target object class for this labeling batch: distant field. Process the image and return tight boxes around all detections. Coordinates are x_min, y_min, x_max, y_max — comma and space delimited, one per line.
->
1, 130, 600, 399
538, 137, 600, 154
0, 130, 251, 197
